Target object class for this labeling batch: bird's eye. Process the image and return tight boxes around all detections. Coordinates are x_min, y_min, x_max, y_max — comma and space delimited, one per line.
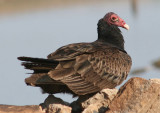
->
111, 16, 118, 22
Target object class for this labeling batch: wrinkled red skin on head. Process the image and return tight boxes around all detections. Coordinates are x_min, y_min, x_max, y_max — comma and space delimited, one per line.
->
103, 12, 126, 29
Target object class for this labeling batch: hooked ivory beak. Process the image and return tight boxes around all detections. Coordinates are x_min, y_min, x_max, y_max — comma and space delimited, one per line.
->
123, 24, 129, 30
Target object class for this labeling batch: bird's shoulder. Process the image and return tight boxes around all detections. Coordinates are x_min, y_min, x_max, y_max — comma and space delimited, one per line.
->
47, 41, 130, 62
47, 42, 93, 60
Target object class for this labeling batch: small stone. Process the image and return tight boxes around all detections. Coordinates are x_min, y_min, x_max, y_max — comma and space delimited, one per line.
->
40, 94, 69, 110
47, 104, 71, 113
149, 78, 160, 85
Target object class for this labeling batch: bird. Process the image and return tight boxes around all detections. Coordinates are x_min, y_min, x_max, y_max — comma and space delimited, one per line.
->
18, 12, 132, 97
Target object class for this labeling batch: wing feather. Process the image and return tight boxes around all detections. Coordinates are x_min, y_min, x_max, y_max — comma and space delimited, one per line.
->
47, 43, 94, 61
47, 42, 131, 95
88, 48, 131, 86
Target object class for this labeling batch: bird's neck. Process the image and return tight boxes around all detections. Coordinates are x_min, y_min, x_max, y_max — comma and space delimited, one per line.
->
97, 19, 125, 50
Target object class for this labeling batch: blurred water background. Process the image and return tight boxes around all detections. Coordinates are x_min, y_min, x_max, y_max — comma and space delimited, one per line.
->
0, 0, 160, 105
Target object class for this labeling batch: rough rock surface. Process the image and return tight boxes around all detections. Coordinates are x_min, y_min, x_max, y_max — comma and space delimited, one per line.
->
47, 104, 71, 113
40, 95, 71, 113
40, 95, 69, 110
150, 78, 160, 84
81, 89, 118, 113
106, 77, 160, 113
0, 105, 43, 113
0, 77, 160, 113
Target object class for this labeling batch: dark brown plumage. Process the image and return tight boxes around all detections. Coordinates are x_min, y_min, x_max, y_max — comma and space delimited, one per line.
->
18, 12, 132, 96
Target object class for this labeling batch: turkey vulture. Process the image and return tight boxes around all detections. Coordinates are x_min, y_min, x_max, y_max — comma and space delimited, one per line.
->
18, 12, 132, 96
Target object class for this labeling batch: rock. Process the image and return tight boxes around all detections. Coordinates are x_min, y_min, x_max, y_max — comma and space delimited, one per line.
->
0, 105, 43, 113
106, 77, 160, 113
40, 95, 69, 110
40, 94, 71, 113
1, 77, 160, 113
0, 95, 72, 113
69, 88, 118, 113
47, 104, 71, 113
81, 88, 118, 113
149, 78, 160, 84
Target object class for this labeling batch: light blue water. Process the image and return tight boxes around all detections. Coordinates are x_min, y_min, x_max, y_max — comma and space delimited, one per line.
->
0, 0, 160, 105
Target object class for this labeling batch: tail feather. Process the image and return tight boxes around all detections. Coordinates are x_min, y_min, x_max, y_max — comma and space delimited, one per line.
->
22, 62, 56, 70
17, 56, 58, 72
18, 56, 57, 63
17, 56, 77, 95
